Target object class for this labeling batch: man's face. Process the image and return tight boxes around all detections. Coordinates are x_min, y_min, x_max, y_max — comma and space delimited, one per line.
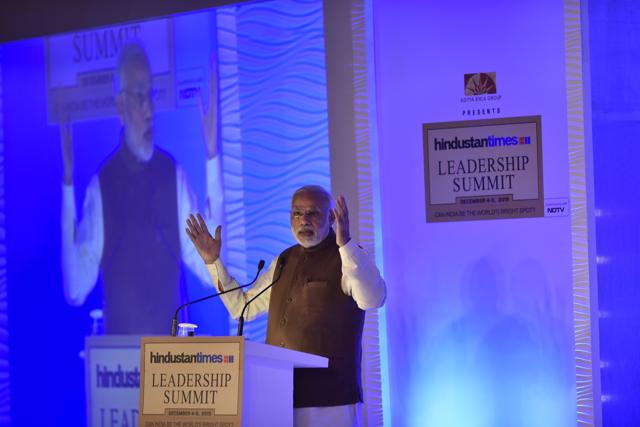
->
117, 61, 154, 161
290, 191, 333, 248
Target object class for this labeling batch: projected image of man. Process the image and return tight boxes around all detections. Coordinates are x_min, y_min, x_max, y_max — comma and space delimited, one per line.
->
60, 42, 223, 334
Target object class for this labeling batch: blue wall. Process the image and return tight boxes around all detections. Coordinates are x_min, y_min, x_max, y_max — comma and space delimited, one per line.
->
372, 1, 577, 425
3, 37, 93, 426
589, 1, 640, 425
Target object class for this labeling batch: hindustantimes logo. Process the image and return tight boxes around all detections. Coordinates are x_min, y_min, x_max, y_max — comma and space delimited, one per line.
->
96, 364, 140, 388
433, 134, 531, 151
149, 351, 235, 364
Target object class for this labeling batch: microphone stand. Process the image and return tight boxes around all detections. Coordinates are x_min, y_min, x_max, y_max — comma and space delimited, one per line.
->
237, 258, 286, 337
171, 259, 265, 336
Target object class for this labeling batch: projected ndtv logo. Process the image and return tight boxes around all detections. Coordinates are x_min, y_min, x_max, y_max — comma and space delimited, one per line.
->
149, 351, 235, 364
433, 135, 531, 151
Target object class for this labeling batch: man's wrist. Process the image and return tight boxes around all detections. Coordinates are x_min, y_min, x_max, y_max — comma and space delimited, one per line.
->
337, 236, 351, 247
206, 143, 218, 160
204, 255, 219, 265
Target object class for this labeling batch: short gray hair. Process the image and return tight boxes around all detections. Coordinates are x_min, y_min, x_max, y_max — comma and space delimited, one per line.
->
292, 185, 332, 210
114, 41, 151, 93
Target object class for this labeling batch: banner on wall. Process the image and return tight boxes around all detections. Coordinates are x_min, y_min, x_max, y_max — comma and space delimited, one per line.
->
44, 19, 175, 124
423, 116, 543, 222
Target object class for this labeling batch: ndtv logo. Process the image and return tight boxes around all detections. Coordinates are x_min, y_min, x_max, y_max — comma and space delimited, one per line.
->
547, 207, 565, 214
434, 135, 531, 151
149, 351, 235, 364
544, 199, 569, 217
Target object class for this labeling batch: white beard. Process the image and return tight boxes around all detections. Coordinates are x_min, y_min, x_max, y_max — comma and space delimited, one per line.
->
292, 225, 329, 248
124, 128, 154, 162
129, 140, 153, 162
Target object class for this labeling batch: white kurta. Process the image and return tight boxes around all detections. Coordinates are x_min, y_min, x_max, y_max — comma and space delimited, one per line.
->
61, 155, 224, 306
206, 238, 387, 320
206, 237, 386, 427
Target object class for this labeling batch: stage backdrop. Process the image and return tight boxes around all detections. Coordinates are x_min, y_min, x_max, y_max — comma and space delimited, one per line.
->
0, 0, 379, 425
372, 0, 597, 426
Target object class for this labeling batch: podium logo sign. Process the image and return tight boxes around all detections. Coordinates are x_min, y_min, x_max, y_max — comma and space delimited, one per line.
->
149, 351, 235, 364
423, 116, 543, 222
87, 347, 141, 427
139, 338, 243, 427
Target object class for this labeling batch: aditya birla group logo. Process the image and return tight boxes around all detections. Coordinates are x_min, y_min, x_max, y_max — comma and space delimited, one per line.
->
464, 72, 497, 96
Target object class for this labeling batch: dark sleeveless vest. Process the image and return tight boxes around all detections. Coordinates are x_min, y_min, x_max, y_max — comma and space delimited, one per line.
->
99, 142, 183, 335
266, 230, 365, 407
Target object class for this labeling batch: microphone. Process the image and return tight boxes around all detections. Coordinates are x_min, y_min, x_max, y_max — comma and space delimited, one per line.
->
171, 259, 266, 336
237, 257, 286, 337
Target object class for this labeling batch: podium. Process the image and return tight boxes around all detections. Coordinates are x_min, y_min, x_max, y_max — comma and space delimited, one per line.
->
84, 336, 328, 427
235, 339, 329, 426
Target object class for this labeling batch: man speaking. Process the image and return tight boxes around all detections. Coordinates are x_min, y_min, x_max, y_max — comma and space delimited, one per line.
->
186, 185, 386, 427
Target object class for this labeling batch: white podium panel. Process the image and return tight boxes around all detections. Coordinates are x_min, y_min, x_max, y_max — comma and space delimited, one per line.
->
85, 336, 327, 427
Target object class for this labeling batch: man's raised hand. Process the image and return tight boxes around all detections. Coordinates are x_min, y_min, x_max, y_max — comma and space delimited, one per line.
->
60, 115, 74, 185
333, 195, 351, 247
197, 54, 220, 160
186, 213, 221, 264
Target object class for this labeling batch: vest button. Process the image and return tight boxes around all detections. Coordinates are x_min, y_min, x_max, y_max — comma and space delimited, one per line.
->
279, 341, 285, 347
280, 318, 287, 326
287, 297, 293, 303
